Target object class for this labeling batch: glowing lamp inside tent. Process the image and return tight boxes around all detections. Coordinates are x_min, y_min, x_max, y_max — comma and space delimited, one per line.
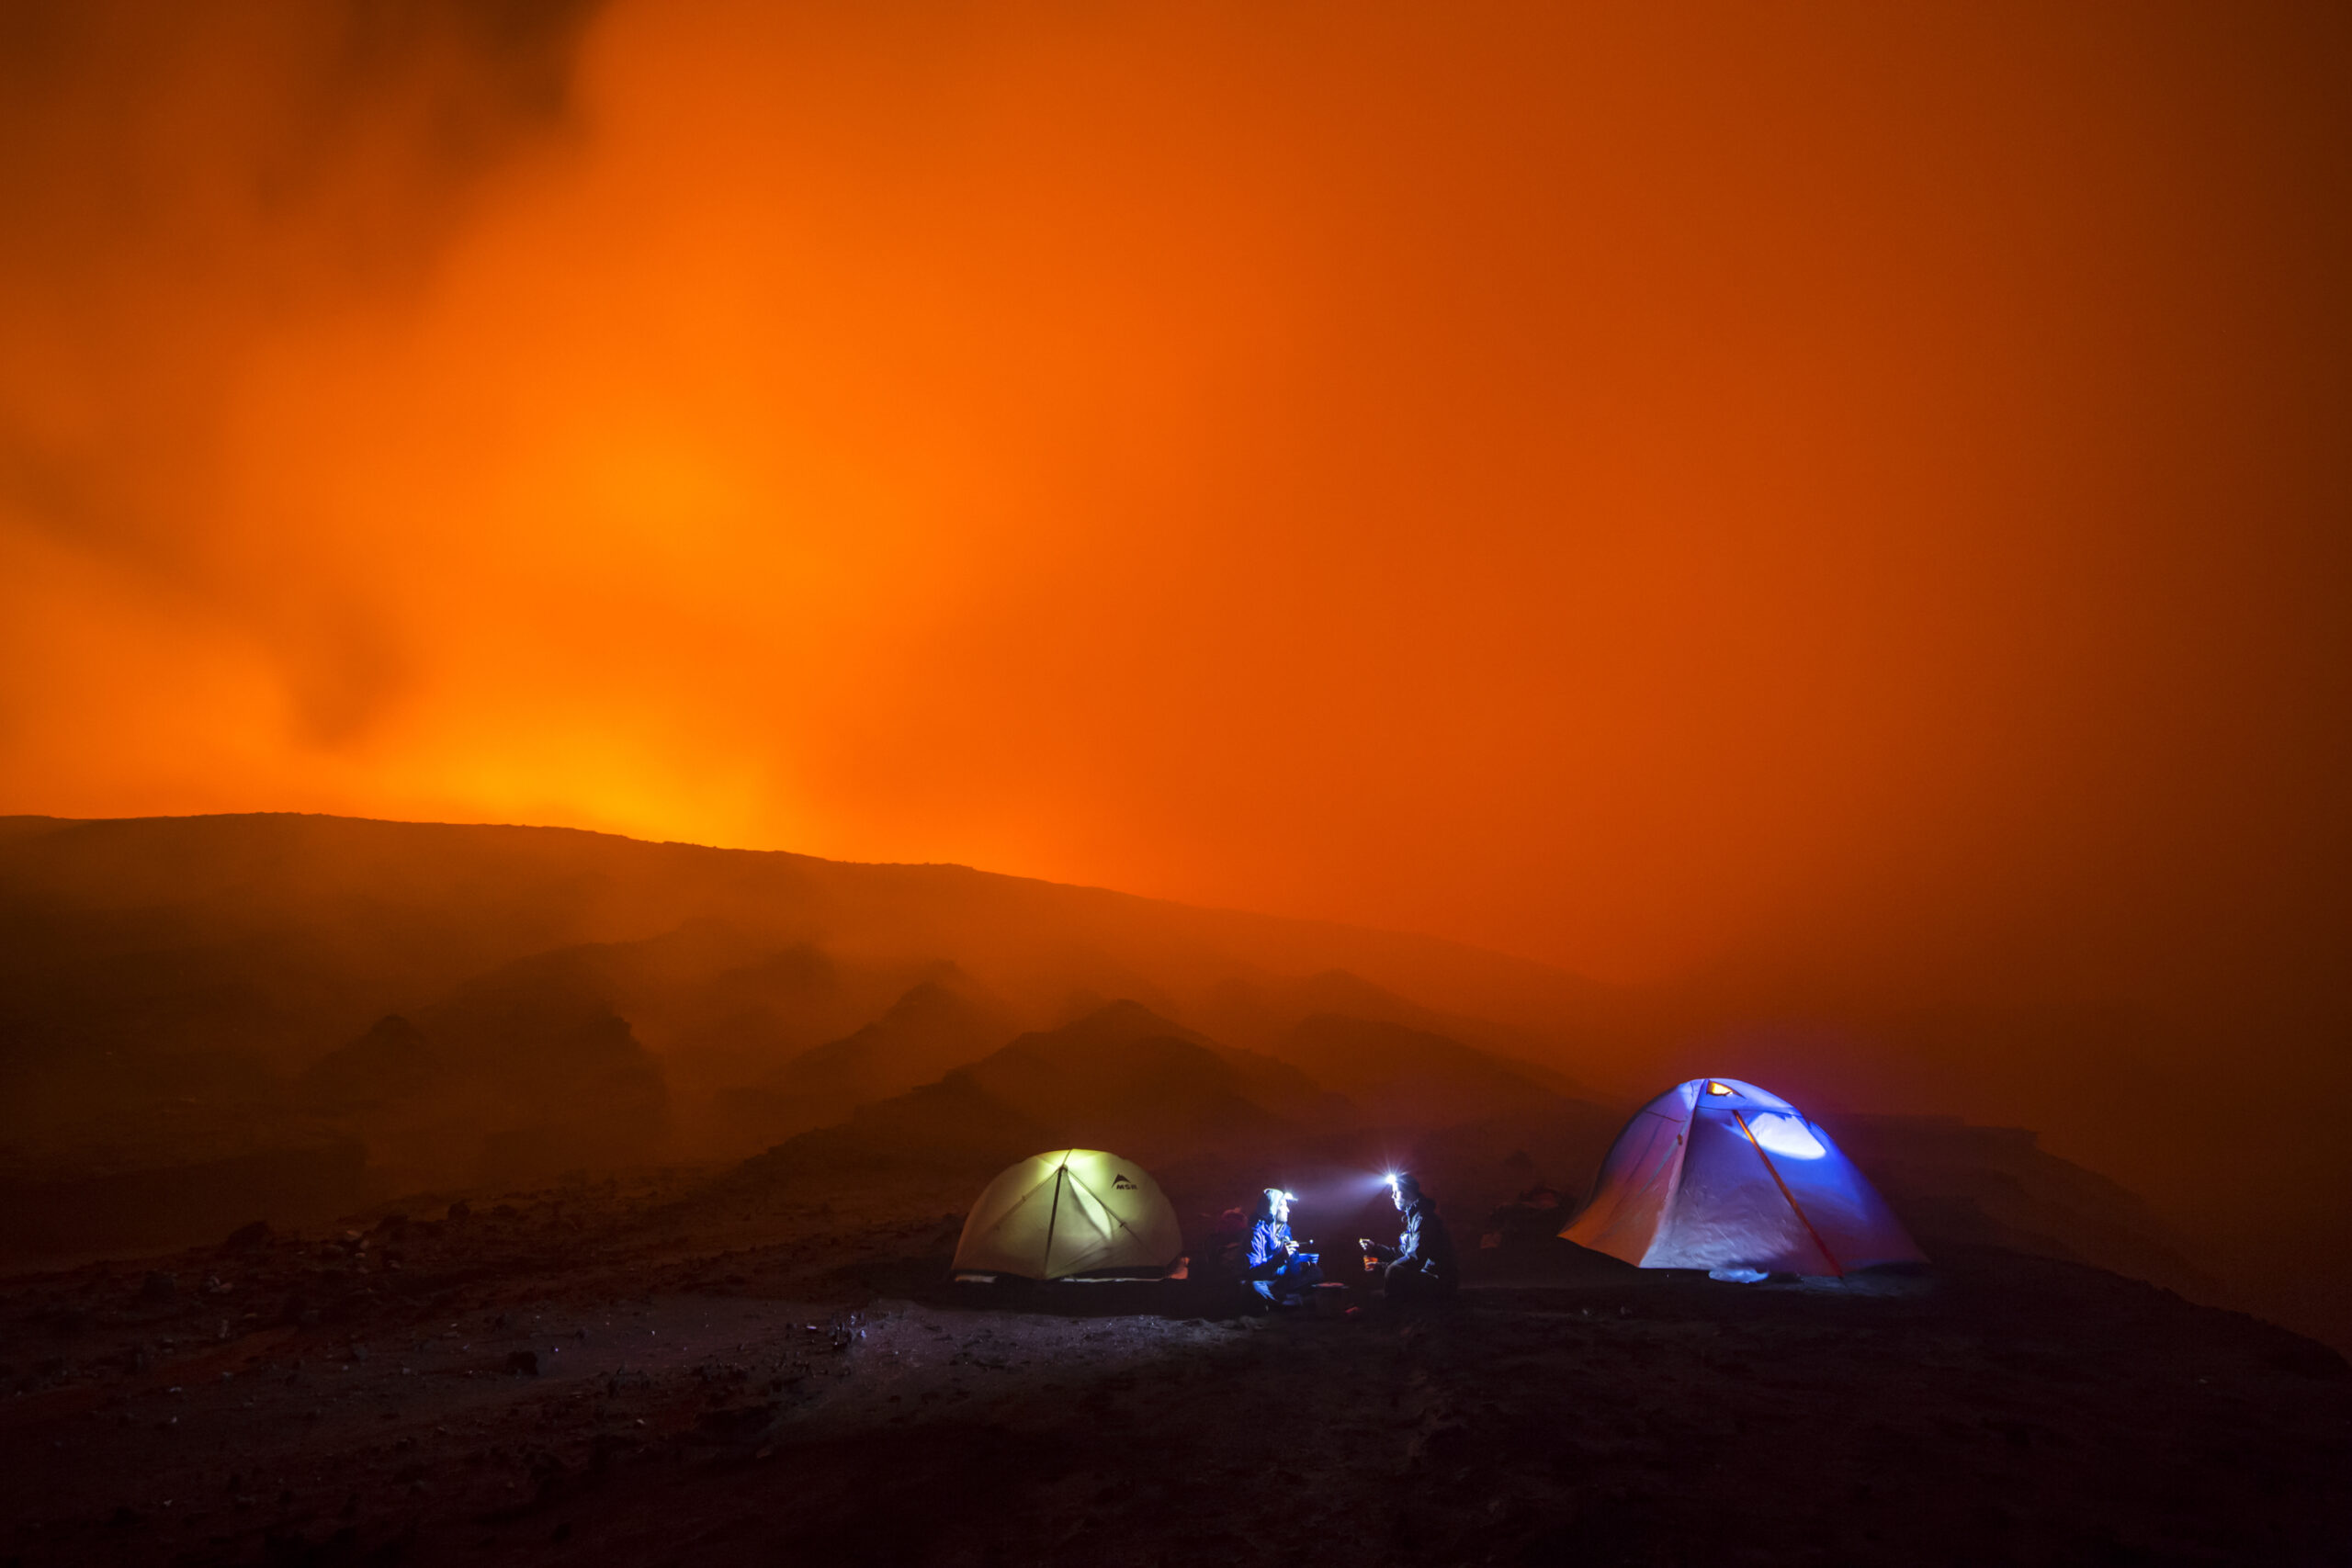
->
1705, 1081, 1736, 1097
1743, 1111, 1827, 1160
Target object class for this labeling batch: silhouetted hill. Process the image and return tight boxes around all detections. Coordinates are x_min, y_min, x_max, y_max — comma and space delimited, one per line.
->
292, 1003, 670, 1190
734, 1001, 1632, 1254
0, 812, 1606, 1143
0, 812, 1608, 1069
958, 1000, 1335, 1132
741, 1001, 1338, 1180
1281, 1013, 1584, 1125
422, 919, 924, 1073
0, 812, 1611, 1226
1197, 969, 1602, 1093
713, 975, 1017, 1148
295, 1015, 438, 1116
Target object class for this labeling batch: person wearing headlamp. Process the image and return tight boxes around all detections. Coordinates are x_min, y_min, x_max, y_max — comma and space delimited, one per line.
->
1361, 1171, 1459, 1303
1240, 1187, 1320, 1308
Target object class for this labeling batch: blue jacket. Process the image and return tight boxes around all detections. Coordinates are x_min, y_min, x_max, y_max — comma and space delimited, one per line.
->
1244, 1217, 1293, 1280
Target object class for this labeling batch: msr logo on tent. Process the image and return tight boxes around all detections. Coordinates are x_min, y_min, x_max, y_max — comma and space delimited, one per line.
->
1113, 1175, 1137, 1190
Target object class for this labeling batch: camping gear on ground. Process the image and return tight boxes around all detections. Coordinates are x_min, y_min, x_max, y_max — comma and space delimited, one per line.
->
1561, 1077, 1926, 1277
952, 1148, 1184, 1280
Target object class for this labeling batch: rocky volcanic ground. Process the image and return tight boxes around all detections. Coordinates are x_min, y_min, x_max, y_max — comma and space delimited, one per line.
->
3, 1168, 2347, 1568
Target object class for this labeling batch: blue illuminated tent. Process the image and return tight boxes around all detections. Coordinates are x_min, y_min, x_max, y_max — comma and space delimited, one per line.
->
1560, 1077, 1925, 1276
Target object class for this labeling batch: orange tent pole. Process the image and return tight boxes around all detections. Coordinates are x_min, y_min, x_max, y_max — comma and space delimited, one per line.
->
1731, 1110, 1844, 1277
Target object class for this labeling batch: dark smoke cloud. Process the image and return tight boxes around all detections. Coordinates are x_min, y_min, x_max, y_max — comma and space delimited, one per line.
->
0, 0, 603, 739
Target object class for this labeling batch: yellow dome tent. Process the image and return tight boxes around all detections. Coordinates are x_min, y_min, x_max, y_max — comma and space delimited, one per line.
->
953, 1148, 1183, 1280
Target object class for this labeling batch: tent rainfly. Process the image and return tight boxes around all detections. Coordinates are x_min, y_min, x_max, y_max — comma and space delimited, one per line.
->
1561, 1077, 1926, 1277
953, 1149, 1184, 1280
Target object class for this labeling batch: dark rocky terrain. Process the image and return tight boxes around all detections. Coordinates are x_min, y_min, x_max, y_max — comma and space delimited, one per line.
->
2, 1162, 2346, 1567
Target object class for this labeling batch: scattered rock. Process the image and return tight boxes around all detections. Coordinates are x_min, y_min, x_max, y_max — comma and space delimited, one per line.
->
222, 1220, 274, 1252
690, 1403, 781, 1446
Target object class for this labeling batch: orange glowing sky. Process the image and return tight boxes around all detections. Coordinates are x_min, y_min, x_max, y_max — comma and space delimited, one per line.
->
3, 0, 2347, 1007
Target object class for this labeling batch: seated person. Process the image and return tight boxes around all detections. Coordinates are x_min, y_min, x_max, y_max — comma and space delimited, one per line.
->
1240, 1187, 1321, 1307
1360, 1171, 1459, 1303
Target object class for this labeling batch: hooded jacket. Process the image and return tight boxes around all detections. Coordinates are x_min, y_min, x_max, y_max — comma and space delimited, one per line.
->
1244, 1215, 1295, 1280
1368, 1195, 1458, 1282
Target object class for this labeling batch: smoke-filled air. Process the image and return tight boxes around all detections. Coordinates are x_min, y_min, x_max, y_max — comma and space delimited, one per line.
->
2, 4, 2348, 1562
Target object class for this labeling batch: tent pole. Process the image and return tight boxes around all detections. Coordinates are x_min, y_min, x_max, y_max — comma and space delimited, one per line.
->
1042, 1159, 1069, 1278
1063, 1168, 1140, 1240
1731, 1110, 1843, 1277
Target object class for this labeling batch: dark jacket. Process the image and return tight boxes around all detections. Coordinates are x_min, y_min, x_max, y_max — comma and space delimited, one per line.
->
1368, 1197, 1458, 1282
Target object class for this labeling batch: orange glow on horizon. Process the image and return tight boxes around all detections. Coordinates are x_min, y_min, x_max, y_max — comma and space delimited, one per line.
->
2, 0, 2347, 1014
